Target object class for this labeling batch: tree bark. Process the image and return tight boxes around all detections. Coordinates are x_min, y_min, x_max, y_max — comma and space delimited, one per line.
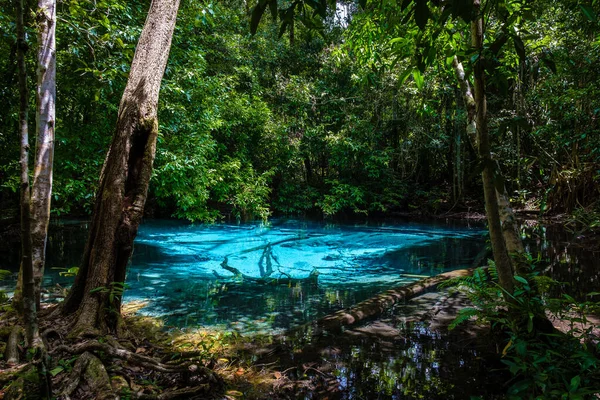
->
62, 0, 181, 335
452, 55, 526, 274
471, 0, 514, 295
30, 0, 56, 310
16, 0, 40, 347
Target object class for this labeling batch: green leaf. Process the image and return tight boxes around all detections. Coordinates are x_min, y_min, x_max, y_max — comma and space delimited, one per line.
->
399, 68, 413, 85
414, 0, 429, 30
514, 276, 528, 284
50, 366, 64, 377
513, 35, 526, 63
580, 4, 597, 22
570, 375, 581, 391
489, 32, 508, 55
413, 69, 424, 90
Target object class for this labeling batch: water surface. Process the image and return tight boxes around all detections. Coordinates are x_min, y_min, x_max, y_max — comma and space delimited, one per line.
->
127, 219, 486, 333
0, 218, 486, 333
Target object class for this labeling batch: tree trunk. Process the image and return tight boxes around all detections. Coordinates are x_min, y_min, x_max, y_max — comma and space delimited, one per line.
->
452, 55, 525, 274
62, 0, 180, 336
471, 0, 514, 295
16, 0, 40, 348
30, 0, 56, 310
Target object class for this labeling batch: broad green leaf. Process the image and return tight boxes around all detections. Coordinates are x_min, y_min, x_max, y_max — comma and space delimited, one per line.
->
570, 375, 581, 391
580, 4, 597, 22
513, 35, 526, 63
514, 276, 528, 284
413, 69, 424, 90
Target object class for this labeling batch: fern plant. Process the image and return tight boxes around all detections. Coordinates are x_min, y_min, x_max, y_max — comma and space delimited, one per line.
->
442, 260, 600, 399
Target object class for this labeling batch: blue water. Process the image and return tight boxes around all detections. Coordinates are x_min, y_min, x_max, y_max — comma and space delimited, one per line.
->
127, 219, 486, 333
1, 219, 486, 334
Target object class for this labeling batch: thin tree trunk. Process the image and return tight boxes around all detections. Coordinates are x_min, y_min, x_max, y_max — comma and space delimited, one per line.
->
62, 0, 180, 336
16, 0, 40, 347
452, 57, 477, 144
471, 0, 514, 295
452, 55, 525, 274
30, 0, 56, 310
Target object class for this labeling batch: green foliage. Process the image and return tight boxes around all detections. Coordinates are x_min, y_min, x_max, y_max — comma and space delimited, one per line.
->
1, 0, 599, 221
444, 261, 600, 398
49, 356, 79, 377
52, 266, 79, 277
90, 281, 129, 313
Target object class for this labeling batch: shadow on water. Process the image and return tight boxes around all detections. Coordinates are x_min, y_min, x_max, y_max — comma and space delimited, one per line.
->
1, 218, 597, 398
242, 291, 508, 399
122, 219, 486, 333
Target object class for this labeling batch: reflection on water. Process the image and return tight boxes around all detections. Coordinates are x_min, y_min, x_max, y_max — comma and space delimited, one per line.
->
523, 223, 600, 300
0, 219, 485, 333
279, 323, 507, 399
0, 218, 596, 398
251, 290, 507, 399
1, 218, 598, 333
128, 219, 486, 333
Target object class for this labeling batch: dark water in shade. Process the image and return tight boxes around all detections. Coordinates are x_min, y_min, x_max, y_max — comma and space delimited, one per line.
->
1, 218, 598, 335
0, 218, 485, 331
1, 218, 597, 398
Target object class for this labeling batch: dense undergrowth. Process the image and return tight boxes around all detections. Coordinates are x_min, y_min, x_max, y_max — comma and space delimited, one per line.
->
444, 260, 600, 399
1, 0, 599, 222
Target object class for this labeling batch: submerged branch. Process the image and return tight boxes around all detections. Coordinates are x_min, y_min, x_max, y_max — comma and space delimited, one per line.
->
214, 256, 319, 286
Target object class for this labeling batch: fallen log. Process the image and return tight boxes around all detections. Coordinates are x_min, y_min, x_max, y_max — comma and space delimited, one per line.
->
296, 268, 473, 335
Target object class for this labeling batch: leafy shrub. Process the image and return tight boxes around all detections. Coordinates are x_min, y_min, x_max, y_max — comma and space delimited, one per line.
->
443, 261, 600, 399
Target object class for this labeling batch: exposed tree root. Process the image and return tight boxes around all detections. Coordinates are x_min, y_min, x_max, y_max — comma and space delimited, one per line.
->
61, 351, 114, 399
133, 384, 210, 399
52, 340, 210, 375
0, 362, 31, 384
5, 325, 23, 365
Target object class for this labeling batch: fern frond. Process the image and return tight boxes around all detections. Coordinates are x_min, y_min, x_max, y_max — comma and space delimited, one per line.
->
449, 307, 481, 330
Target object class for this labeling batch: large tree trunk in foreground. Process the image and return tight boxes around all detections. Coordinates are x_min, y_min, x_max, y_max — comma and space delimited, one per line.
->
62, 0, 180, 335
16, 0, 40, 348
30, 0, 56, 309
471, 0, 514, 295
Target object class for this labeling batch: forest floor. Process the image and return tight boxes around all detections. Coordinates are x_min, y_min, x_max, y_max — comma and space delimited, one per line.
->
2, 279, 599, 399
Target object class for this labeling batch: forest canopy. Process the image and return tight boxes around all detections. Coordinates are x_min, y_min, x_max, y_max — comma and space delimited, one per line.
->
0, 0, 598, 222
